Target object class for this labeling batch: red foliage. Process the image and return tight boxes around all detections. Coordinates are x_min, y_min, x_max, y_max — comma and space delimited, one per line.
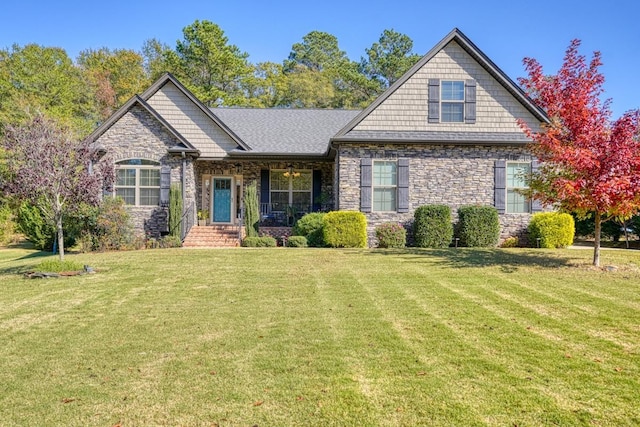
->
518, 40, 640, 220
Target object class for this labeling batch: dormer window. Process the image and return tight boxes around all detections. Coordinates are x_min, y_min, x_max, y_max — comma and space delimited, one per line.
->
441, 81, 465, 122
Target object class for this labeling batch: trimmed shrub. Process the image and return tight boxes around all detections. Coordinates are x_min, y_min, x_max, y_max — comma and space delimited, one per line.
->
241, 236, 277, 247
286, 235, 308, 247
528, 212, 575, 248
375, 222, 406, 248
413, 204, 453, 248
292, 212, 326, 247
244, 181, 259, 238
323, 211, 367, 248
456, 206, 500, 247
500, 236, 519, 248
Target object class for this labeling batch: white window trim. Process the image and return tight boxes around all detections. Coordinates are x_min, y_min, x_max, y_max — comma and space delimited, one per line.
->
269, 169, 312, 210
115, 160, 161, 206
372, 160, 398, 212
505, 161, 532, 214
441, 80, 465, 123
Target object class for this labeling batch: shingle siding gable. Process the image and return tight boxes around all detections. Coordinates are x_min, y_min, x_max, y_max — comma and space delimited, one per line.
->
146, 82, 238, 158
351, 41, 541, 134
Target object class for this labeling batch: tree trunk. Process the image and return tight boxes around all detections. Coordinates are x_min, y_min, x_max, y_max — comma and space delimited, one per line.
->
593, 211, 601, 267
54, 210, 65, 262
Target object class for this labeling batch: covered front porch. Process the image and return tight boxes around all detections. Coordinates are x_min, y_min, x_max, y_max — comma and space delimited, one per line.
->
194, 159, 335, 228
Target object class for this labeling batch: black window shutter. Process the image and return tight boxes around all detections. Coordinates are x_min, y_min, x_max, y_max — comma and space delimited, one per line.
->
312, 170, 322, 212
397, 158, 409, 213
360, 158, 372, 213
260, 169, 270, 209
465, 80, 476, 124
494, 160, 506, 214
531, 160, 543, 212
428, 78, 440, 123
160, 165, 171, 207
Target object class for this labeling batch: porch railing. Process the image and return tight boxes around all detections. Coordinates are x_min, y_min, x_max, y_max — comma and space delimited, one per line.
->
259, 203, 321, 227
180, 200, 196, 241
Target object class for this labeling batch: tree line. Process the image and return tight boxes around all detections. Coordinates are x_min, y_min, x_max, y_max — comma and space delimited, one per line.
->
0, 19, 421, 136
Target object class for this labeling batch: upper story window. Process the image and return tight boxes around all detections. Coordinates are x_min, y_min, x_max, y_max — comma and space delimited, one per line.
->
373, 160, 397, 212
441, 80, 465, 122
115, 159, 160, 206
506, 162, 531, 213
428, 78, 476, 124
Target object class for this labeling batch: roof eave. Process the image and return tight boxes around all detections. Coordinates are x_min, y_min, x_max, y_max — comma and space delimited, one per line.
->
333, 28, 549, 138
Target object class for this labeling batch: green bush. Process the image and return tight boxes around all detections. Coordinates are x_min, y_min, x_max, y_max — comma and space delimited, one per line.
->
286, 236, 308, 247
169, 183, 183, 239
292, 212, 326, 247
244, 181, 259, 238
323, 211, 367, 248
16, 202, 80, 251
241, 236, 277, 247
93, 197, 134, 251
413, 205, 453, 248
456, 206, 500, 247
528, 212, 575, 248
500, 236, 519, 248
0, 203, 19, 246
375, 222, 406, 248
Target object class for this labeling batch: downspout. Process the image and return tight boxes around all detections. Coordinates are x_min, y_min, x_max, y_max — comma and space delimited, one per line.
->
181, 152, 187, 240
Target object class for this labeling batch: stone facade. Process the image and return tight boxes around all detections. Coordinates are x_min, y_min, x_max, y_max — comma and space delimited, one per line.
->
194, 160, 335, 221
95, 105, 197, 238
336, 143, 535, 246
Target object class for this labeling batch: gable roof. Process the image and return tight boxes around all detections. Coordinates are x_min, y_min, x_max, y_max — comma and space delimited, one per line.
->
140, 73, 250, 151
211, 108, 360, 157
86, 94, 200, 155
333, 28, 549, 141
86, 73, 249, 154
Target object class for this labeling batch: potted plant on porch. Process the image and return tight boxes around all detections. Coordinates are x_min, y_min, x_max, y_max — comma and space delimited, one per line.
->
197, 210, 209, 226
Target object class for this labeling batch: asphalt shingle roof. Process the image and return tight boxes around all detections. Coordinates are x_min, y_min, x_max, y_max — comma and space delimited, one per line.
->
210, 108, 361, 155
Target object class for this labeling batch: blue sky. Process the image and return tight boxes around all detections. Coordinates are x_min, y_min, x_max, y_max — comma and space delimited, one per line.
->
1, 0, 638, 117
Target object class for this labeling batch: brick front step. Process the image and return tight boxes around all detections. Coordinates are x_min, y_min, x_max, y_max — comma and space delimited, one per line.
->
183, 225, 242, 248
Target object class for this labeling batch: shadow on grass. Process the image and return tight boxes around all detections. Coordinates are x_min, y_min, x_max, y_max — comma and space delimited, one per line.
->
367, 248, 580, 272
0, 249, 54, 276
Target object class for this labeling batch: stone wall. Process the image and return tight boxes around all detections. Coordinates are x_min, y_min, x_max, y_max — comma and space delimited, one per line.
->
337, 143, 536, 246
95, 105, 197, 238
194, 160, 335, 216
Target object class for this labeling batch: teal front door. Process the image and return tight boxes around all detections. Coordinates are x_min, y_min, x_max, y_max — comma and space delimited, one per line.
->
212, 177, 232, 223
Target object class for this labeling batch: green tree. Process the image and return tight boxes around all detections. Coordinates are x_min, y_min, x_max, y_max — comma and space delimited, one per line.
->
141, 38, 175, 80
243, 62, 289, 108
284, 31, 349, 73
0, 44, 97, 134
78, 48, 149, 120
361, 29, 421, 87
283, 31, 377, 108
172, 20, 253, 106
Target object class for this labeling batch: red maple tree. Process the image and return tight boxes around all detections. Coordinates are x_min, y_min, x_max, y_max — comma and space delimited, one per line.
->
518, 40, 640, 266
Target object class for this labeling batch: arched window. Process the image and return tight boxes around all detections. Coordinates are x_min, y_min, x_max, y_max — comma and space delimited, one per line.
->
115, 159, 161, 206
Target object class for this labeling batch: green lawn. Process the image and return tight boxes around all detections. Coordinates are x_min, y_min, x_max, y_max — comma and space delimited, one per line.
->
1, 246, 639, 426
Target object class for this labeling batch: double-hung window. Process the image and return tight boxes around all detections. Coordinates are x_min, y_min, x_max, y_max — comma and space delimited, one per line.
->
269, 170, 312, 212
115, 159, 161, 206
506, 162, 531, 213
373, 161, 397, 212
441, 80, 465, 122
